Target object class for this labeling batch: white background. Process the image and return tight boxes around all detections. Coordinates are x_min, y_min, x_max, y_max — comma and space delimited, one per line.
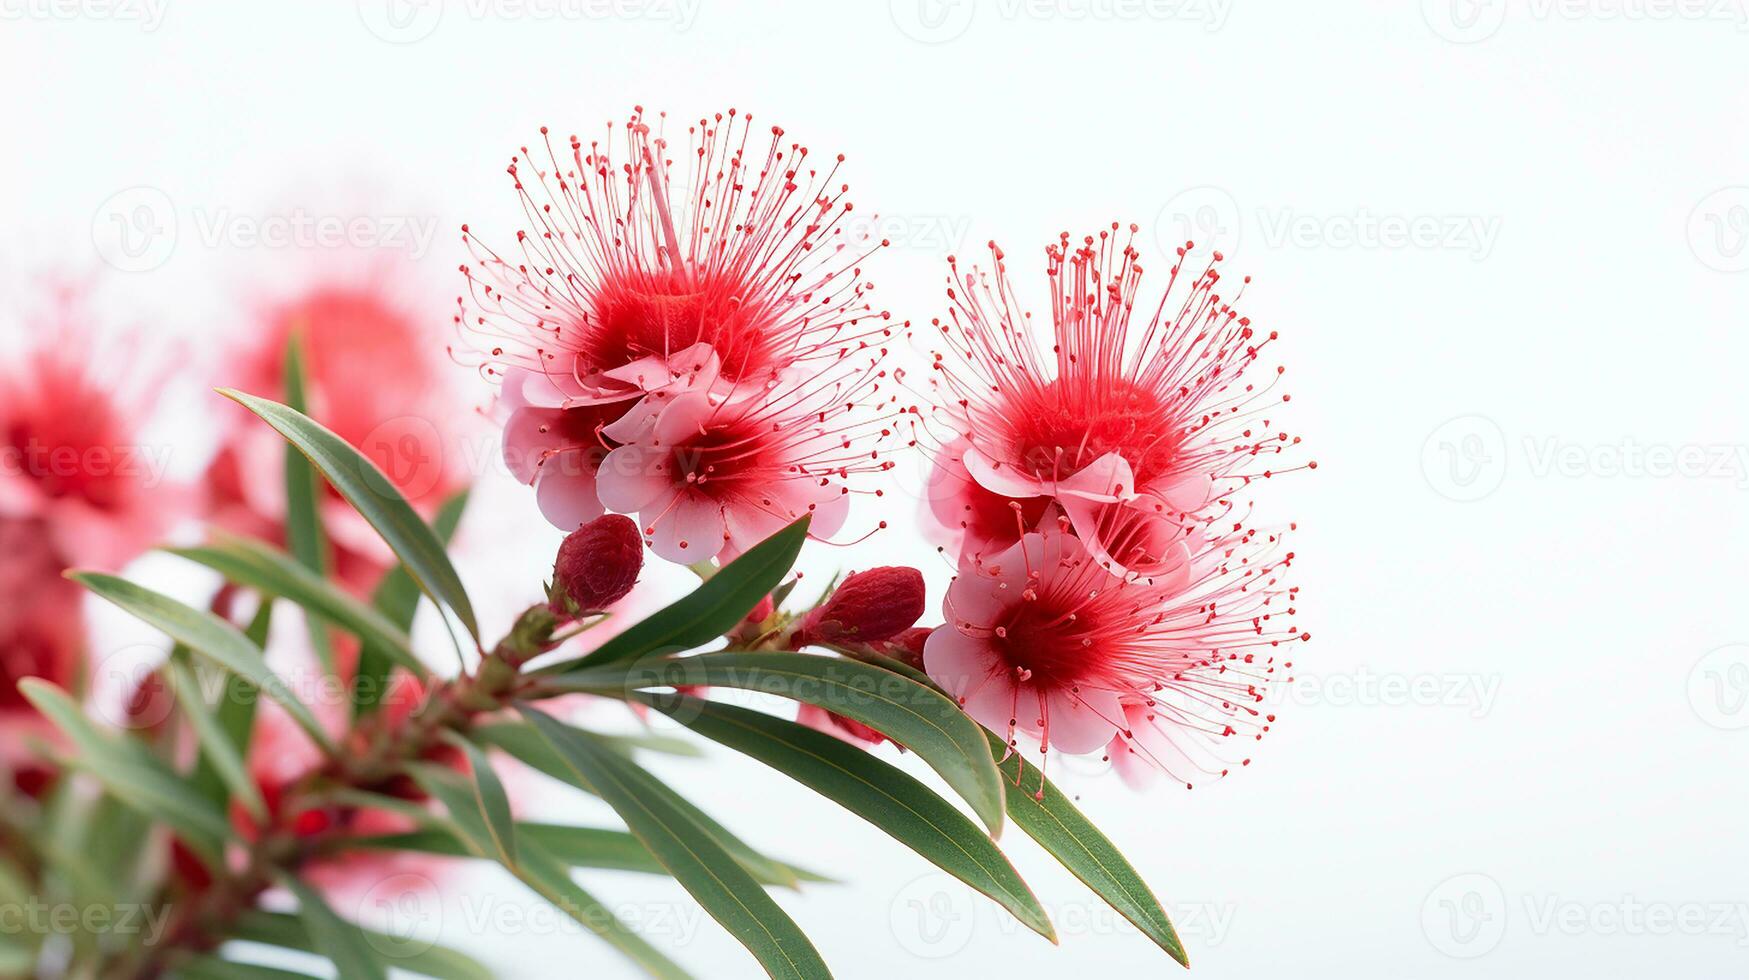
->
5, 0, 1749, 976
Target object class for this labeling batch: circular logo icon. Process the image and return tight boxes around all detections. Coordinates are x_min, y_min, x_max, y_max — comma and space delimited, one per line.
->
890, 0, 976, 43
1686, 187, 1749, 273
889, 871, 977, 959
1688, 644, 1749, 730
359, 415, 446, 502
357, 872, 442, 959
358, 0, 443, 43
91, 186, 177, 273
1154, 186, 1242, 260
1422, 0, 1507, 43
90, 645, 178, 730
1421, 415, 1507, 502
1421, 872, 1506, 958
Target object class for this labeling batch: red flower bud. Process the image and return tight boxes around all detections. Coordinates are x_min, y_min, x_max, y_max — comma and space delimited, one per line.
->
795, 567, 926, 646
884, 626, 934, 671
551, 514, 643, 617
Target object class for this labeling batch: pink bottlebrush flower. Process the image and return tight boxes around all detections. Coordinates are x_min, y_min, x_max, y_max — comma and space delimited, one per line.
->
550, 513, 644, 616
927, 227, 1312, 578
208, 283, 465, 594
792, 566, 926, 646
457, 107, 896, 533
0, 294, 182, 570
923, 527, 1305, 790
921, 436, 1057, 562
593, 360, 903, 564
0, 517, 86, 795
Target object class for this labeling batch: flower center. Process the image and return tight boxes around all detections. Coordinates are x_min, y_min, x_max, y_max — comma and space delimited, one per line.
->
992, 596, 1101, 691
587, 273, 780, 384
1005, 379, 1182, 488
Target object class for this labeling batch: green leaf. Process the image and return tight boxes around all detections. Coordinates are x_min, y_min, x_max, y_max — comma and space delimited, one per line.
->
353, 823, 658, 874
219, 388, 478, 642
18, 680, 230, 849
281, 334, 338, 678
277, 874, 387, 980
406, 766, 690, 980
557, 652, 1005, 836
549, 517, 809, 672
441, 731, 517, 866
229, 909, 493, 980
191, 599, 272, 808
473, 722, 803, 888
170, 536, 423, 677
174, 959, 325, 979
71, 572, 332, 754
989, 728, 1188, 966
518, 707, 829, 980
357, 489, 469, 715
639, 691, 1053, 942
165, 651, 266, 822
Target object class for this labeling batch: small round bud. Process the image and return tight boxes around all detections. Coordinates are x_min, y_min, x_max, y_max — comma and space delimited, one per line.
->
551, 514, 643, 617
794, 566, 926, 646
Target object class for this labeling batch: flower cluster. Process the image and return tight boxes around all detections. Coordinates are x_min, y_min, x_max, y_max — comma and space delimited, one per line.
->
457, 107, 909, 563
919, 226, 1313, 789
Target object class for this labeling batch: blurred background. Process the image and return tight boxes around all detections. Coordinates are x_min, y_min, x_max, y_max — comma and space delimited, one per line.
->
3, 0, 1748, 976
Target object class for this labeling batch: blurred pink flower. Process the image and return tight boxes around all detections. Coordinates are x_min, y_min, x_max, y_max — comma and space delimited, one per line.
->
0, 517, 85, 795
207, 283, 466, 593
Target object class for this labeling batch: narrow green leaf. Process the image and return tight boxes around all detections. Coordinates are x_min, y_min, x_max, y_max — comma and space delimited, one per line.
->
518, 707, 829, 980
357, 488, 469, 714
277, 874, 387, 980
191, 599, 271, 807
219, 388, 478, 642
406, 766, 690, 980
18, 680, 230, 848
165, 652, 266, 822
353, 823, 657, 874
442, 731, 517, 866
170, 536, 423, 676
229, 909, 492, 980
281, 334, 337, 678
989, 728, 1188, 966
549, 517, 809, 672
175, 959, 324, 979
640, 691, 1053, 942
557, 652, 1005, 836
473, 722, 802, 888
71, 572, 332, 753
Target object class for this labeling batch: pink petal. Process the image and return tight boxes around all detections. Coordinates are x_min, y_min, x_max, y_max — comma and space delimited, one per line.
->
646, 491, 727, 563
596, 445, 674, 513
502, 406, 572, 485
1040, 687, 1123, 755
1057, 451, 1138, 503
535, 451, 607, 530
962, 444, 1047, 499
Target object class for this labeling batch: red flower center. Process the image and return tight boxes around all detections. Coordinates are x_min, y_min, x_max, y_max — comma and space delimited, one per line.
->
585, 272, 782, 385
1005, 380, 1181, 487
